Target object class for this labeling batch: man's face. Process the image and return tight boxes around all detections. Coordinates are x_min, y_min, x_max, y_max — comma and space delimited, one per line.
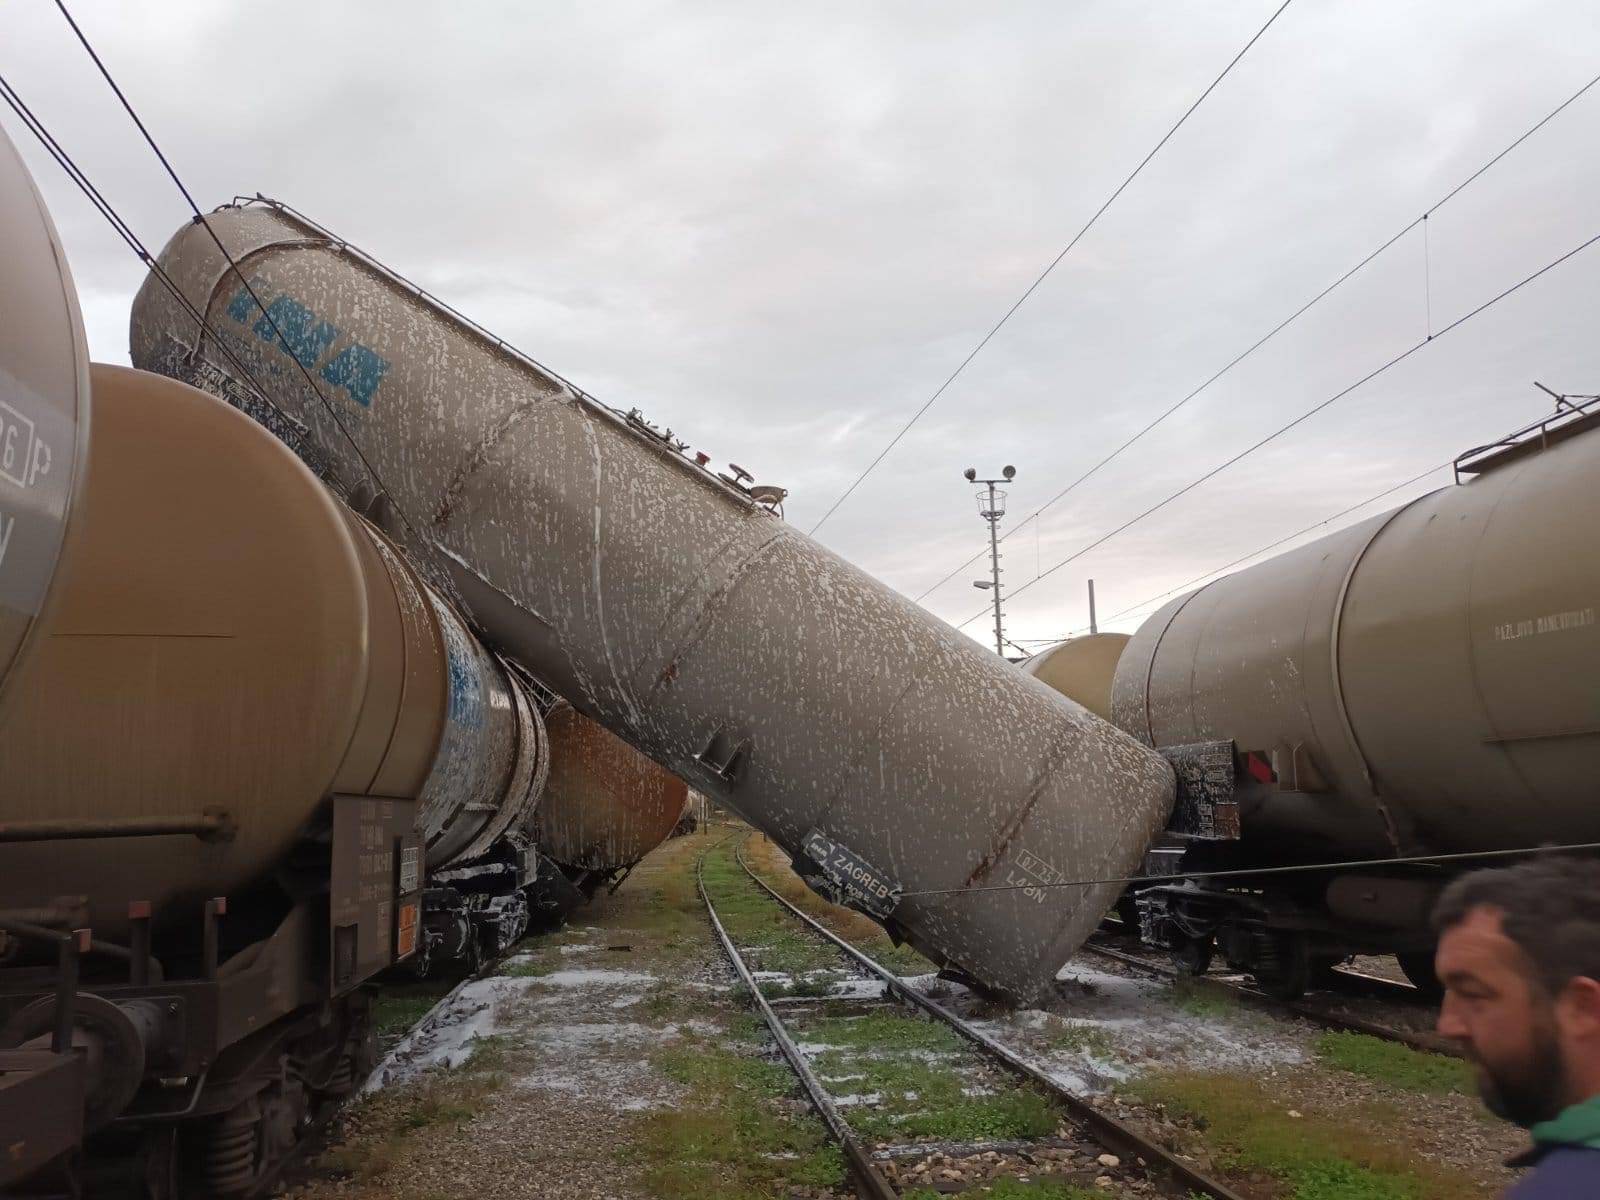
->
1436, 905, 1566, 1126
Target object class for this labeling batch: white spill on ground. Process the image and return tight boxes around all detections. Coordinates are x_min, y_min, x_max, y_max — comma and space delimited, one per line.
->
364, 974, 546, 1091
937, 960, 1308, 1096
365, 949, 692, 1114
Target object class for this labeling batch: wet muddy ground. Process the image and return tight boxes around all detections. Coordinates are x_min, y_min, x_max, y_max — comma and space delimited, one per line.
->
280, 822, 1525, 1200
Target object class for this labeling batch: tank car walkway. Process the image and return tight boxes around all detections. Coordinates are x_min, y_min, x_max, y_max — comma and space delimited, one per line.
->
280, 824, 1524, 1200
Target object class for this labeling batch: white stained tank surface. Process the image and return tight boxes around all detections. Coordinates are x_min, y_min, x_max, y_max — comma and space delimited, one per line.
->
129, 201, 1177, 1002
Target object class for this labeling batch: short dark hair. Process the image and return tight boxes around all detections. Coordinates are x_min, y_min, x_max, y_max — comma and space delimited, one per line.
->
1432, 856, 1600, 995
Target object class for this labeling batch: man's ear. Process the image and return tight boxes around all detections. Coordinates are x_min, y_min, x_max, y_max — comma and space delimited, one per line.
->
1557, 976, 1600, 1039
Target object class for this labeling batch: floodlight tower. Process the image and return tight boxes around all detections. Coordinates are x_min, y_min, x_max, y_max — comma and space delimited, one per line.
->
965, 465, 1015, 657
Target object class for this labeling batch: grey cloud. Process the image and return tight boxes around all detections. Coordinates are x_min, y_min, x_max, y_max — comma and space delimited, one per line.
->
3, 0, 1596, 648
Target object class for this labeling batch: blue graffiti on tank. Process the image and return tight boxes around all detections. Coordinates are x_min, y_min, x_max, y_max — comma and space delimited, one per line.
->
224, 281, 391, 408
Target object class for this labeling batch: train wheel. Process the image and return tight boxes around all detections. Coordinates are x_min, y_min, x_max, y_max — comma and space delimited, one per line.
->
1252, 934, 1310, 1000
1396, 950, 1444, 1000
1170, 934, 1214, 976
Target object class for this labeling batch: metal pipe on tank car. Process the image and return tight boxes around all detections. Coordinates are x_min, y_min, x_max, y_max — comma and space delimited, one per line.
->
0, 813, 235, 843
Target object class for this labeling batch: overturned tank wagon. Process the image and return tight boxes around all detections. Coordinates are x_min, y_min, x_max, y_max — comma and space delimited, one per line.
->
1108, 404, 1600, 996
130, 198, 1178, 1002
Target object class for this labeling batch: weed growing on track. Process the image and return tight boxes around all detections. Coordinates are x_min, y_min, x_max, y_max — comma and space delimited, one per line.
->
809, 1010, 963, 1052
1314, 1032, 1473, 1095
500, 957, 556, 978
640, 1039, 844, 1199
740, 834, 934, 975
1126, 1071, 1484, 1199
1169, 978, 1235, 1017
701, 847, 840, 976
1046, 1020, 1114, 1056
371, 980, 453, 1039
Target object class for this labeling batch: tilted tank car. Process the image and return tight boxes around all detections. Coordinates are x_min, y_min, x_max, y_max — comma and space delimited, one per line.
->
1036, 404, 1600, 998
129, 197, 1178, 1006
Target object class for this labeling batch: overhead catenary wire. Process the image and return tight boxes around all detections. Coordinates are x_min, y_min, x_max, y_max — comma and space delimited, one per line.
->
51, 0, 430, 551
807, 0, 1296, 536
1045, 457, 1455, 640
913, 68, 1600, 605
0, 72, 307, 443
954, 226, 1600, 632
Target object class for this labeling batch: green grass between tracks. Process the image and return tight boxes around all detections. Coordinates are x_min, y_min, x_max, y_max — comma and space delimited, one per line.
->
700, 838, 1067, 1148
1126, 1072, 1482, 1200
639, 1028, 844, 1197
1314, 1031, 1473, 1095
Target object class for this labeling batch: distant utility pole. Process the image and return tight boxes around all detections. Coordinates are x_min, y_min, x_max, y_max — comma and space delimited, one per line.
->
964, 465, 1016, 657
1088, 578, 1098, 635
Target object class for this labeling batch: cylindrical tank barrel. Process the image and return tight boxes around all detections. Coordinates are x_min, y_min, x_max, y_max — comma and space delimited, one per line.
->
534, 702, 689, 873
0, 125, 89, 719
1110, 420, 1600, 862
0, 365, 543, 941
130, 200, 1175, 1001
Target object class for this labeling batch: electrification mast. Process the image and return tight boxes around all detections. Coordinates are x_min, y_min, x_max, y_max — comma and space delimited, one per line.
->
965, 465, 1015, 656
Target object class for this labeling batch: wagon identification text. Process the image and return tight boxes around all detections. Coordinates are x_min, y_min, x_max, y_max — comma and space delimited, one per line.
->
1493, 607, 1596, 642
801, 828, 902, 919
1003, 847, 1064, 906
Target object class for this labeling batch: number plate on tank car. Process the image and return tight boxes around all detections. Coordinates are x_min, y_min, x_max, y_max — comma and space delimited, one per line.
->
801, 828, 902, 918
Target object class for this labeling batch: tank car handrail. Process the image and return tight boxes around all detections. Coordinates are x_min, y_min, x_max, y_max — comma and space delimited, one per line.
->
224, 195, 765, 511
1454, 393, 1600, 481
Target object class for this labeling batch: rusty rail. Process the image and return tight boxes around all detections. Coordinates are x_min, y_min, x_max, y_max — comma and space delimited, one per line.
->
695, 851, 897, 1200
730, 841, 1249, 1200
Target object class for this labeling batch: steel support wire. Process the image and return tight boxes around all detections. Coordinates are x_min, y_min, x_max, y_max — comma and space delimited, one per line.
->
695, 852, 897, 1200
1056, 457, 1453, 637
731, 842, 1249, 1200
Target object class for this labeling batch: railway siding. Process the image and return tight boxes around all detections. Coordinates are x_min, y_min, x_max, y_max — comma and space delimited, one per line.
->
282, 825, 1525, 1200
736, 833, 1523, 1200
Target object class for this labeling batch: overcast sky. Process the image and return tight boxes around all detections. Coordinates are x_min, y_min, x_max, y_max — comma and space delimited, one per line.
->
5, 1, 1597, 651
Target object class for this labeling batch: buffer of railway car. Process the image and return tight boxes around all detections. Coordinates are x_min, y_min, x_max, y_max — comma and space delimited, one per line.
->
699, 836, 1246, 1200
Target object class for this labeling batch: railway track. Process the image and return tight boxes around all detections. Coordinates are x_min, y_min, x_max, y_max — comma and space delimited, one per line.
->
1077, 935, 1460, 1059
698, 840, 1248, 1200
